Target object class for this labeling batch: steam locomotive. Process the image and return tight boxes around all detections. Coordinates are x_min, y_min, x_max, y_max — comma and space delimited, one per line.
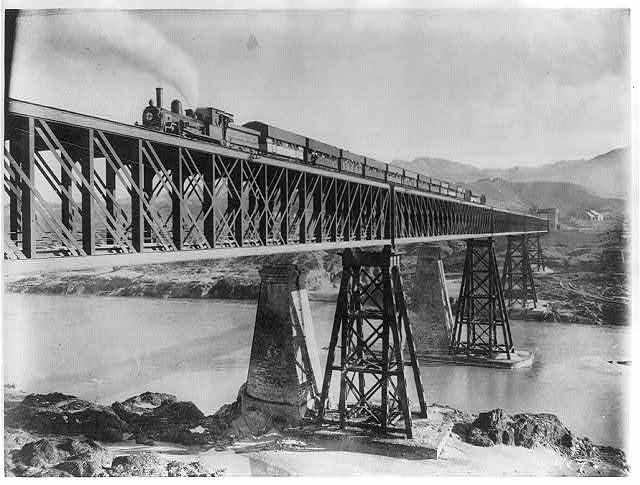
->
141, 88, 486, 204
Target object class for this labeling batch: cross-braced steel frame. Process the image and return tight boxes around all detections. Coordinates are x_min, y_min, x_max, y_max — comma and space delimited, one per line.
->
501, 234, 538, 308
317, 246, 427, 438
450, 239, 514, 359
527, 234, 545, 271
4, 100, 548, 266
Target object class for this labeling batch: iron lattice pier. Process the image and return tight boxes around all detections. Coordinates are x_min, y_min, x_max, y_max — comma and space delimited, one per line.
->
501, 234, 538, 308
317, 246, 427, 438
4, 99, 548, 266
527, 234, 546, 272
451, 238, 514, 359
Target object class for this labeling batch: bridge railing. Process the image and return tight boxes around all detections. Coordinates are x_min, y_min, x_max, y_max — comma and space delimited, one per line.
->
3, 102, 547, 263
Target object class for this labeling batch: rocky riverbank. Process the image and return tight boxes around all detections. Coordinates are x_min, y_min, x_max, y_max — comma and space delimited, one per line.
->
3, 386, 629, 477
3, 228, 630, 326
3, 251, 340, 300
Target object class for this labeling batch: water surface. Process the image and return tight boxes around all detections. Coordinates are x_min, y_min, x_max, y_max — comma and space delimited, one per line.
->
2, 293, 629, 449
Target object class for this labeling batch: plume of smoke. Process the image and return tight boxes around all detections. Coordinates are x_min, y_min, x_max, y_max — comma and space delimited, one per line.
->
34, 10, 200, 104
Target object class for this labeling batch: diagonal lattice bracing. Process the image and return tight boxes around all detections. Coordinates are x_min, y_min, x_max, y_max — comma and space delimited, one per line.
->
450, 238, 515, 359
501, 235, 538, 308
317, 246, 427, 438
526, 234, 545, 272
5, 104, 548, 263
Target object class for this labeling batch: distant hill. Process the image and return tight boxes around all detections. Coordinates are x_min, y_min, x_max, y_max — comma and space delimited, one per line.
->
397, 157, 484, 184
466, 178, 625, 220
492, 148, 630, 199
395, 147, 631, 199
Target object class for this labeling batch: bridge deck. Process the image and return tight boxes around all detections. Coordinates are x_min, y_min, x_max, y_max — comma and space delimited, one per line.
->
3, 98, 547, 273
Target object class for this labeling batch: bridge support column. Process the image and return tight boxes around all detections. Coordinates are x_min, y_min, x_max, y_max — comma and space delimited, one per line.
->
81, 129, 95, 255
17, 117, 36, 258
244, 265, 321, 425
317, 246, 427, 438
8, 139, 21, 242
105, 160, 116, 245
202, 157, 215, 247
131, 143, 144, 253
451, 239, 514, 359
172, 148, 183, 250
501, 235, 537, 309
528, 234, 545, 271
143, 166, 154, 244
409, 244, 454, 354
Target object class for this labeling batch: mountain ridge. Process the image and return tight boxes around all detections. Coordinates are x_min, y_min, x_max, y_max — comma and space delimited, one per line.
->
395, 146, 630, 200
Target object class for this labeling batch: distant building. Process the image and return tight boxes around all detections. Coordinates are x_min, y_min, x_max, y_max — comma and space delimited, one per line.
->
536, 208, 559, 231
584, 209, 604, 221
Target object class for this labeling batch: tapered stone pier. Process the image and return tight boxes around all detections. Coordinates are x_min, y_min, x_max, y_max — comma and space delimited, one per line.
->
243, 265, 321, 424
409, 244, 454, 354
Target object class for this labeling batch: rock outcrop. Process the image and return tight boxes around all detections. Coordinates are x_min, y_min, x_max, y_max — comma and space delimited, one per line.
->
6, 436, 222, 477
8, 437, 112, 477
111, 392, 207, 445
460, 408, 629, 475
5, 393, 129, 442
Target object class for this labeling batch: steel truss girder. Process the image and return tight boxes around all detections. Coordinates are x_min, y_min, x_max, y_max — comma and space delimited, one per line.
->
4, 111, 547, 262
450, 238, 515, 359
317, 246, 427, 438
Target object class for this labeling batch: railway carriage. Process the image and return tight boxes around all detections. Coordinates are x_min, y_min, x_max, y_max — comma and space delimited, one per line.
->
307, 137, 341, 171
386, 165, 404, 185
140, 88, 487, 205
243, 121, 306, 161
226, 123, 260, 151
417, 175, 431, 192
340, 150, 365, 176
363, 157, 387, 181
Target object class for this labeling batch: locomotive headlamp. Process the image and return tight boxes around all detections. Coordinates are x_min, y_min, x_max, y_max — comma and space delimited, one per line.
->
144, 111, 154, 121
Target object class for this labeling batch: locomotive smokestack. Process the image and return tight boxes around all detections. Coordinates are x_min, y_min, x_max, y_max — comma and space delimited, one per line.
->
156, 87, 163, 109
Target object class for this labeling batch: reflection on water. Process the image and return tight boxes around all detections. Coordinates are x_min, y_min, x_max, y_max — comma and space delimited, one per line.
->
2, 293, 630, 449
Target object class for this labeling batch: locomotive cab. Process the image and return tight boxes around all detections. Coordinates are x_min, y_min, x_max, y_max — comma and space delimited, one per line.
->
195, 107, 234, 141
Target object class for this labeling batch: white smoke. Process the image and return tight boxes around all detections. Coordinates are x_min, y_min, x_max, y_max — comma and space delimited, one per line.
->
36, 10, 200, 105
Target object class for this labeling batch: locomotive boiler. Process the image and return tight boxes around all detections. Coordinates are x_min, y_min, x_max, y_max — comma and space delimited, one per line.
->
141, 88, 260, 150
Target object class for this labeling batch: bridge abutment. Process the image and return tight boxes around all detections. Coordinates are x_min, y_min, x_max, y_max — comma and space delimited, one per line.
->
409, 244, 454, 354
244, 264, 321, 425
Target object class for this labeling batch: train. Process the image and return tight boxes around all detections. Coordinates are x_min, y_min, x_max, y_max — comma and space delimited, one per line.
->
140, 88, 486, 205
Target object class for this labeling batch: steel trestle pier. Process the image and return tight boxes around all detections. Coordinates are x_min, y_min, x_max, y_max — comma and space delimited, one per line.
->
450, 238, 514, 359
317, 246, 427, 438
501, 234, 538, 308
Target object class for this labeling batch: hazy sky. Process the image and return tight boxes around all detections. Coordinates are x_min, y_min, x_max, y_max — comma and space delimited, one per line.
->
9, 9, 631, 168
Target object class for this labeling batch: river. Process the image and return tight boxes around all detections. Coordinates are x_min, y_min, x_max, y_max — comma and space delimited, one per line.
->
2, 293, 630, 450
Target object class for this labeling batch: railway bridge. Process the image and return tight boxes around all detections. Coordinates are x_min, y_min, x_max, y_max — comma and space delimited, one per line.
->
3, 99, 549, 438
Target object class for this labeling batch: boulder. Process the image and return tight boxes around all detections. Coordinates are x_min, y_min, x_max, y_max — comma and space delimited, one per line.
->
166, 460, 224, 477
471, 408, 514, 445
5, 393, 128, 441
511, 413, 573, 449
55, 459, 108, 477
111, 392, 208, 445
466, 409, 577, 451
57, 437, 112, 468
10, 439, 66, 468
8, 437, 111, 477
109, 452, 168, 477
466, 427, 495, 447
